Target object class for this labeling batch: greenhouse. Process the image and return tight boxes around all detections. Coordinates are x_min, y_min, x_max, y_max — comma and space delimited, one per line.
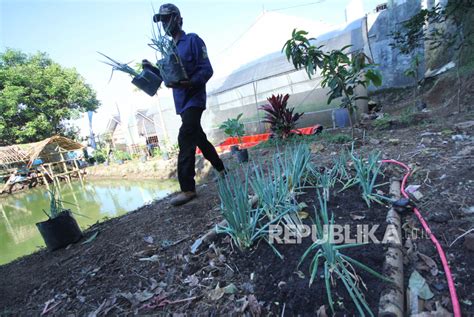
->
203, 16, 371, 140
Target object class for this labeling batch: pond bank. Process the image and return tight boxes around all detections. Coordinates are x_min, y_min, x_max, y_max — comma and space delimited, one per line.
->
86, 155, 214, 181
0, 178, 179, 265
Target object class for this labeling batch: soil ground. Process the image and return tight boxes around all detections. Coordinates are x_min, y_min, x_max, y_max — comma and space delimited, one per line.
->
0, 72, 473, 316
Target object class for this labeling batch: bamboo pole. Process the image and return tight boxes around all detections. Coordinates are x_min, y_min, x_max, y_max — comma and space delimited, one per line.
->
60, 152, 71, 183
47, 163, 60, 188
379, 179, 404, 317
73, 159, 84, 185
0, 168, 16, 194
39, 165, 51, 191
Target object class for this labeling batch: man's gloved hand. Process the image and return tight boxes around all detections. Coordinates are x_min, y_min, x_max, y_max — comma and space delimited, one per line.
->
142, 59, 162, 78
142, 59, 153, 68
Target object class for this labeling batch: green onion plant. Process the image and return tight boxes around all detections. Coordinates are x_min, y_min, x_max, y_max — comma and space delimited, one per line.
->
278, 142, 313, 191
149, 22, 178, 61
348, 148, 386, 207
149, 19, 188, 82
332, 151, 352, 185
97, 52, 139, 82
216, 168, 284, 257
315, 167, 338, 201
42, 185, 78, 219
250, 158, 302, 238
299, 190, 391, 316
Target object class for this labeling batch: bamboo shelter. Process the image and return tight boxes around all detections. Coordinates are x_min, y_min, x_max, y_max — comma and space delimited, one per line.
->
0, 136, 85, 194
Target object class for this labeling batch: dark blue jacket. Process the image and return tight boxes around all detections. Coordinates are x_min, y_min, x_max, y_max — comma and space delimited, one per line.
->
173, 31, 213, 114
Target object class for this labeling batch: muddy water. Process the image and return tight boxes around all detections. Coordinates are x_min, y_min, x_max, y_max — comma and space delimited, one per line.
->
0, 179, 178, 265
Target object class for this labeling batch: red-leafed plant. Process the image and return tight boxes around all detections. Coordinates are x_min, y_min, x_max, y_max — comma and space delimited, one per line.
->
260, 94, 304, 139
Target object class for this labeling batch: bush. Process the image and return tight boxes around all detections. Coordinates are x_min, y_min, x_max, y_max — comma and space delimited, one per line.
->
399, 107, 415, 125
114, 150, 132, 161
260, 94, 303, 139
219, 113, 245, 143
372, 115, 392, 130
152, 147, 163, 157
92, 148, 107, 164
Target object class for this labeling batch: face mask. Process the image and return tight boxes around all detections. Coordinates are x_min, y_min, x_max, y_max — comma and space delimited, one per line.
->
162, 15, 180, 36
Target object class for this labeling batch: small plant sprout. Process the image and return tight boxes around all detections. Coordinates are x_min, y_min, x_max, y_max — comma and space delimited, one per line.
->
97, 52, 139, 82
299, 190, 391, 316
219, 113, 245, 145
250, 144, 312, 237
314, 166, 338, 201
332, 151, 352, 185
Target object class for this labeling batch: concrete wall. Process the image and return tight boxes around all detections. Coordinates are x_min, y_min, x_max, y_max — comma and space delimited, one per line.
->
367, 0, 425, 90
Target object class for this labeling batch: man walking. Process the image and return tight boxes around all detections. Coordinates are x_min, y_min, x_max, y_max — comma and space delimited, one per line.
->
148, 3, 225, 206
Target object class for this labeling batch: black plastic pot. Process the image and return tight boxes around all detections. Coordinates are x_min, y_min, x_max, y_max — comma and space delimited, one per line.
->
236, 148, 249, 163
131, 68, 162, 97
36, 210, 83, 251
158, 56, 188, 86
230, 145, 240, 155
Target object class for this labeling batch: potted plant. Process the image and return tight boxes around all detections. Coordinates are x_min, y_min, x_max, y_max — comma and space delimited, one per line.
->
36, 187, 82, 251
148, 21, 188, 86
219, 113, 248, 162
98, 52, 162, 97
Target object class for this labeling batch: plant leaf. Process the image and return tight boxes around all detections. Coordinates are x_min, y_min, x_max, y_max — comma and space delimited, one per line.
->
82, 230, 99, 245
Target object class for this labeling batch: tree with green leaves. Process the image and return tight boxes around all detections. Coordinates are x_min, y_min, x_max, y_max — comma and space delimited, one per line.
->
0, 49, 100, 145
283, 30, 382, 138
391, 1, 474, 112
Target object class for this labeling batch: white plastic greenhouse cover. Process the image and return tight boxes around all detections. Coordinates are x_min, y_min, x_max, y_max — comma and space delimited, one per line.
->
203, 15, 370, 137
209, 17, 367, 96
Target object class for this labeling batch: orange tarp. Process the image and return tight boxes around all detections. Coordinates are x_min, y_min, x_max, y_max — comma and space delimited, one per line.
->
196, 125, 322, 155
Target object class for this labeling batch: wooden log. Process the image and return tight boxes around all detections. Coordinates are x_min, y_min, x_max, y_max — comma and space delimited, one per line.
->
379, 179, 404, 317
190, 219, 228, 254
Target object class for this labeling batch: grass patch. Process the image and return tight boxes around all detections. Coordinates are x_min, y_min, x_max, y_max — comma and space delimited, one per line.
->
318, 132, 352, 144
372, 115, 392, 130
398, 107, 415, 125
252, 131, 353, 150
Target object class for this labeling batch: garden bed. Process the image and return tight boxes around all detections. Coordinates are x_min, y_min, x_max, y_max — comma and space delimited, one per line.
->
226, 183, 389, 315
0, 106, 473, 315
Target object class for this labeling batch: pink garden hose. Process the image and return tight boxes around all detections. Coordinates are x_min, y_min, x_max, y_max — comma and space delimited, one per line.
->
381, 159, 461, 317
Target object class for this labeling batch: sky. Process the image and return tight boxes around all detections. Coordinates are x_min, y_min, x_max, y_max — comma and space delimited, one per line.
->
0, 0, 382, 137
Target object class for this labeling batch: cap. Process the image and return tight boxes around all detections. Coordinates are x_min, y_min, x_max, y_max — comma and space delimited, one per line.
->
153, 3, 180, 22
